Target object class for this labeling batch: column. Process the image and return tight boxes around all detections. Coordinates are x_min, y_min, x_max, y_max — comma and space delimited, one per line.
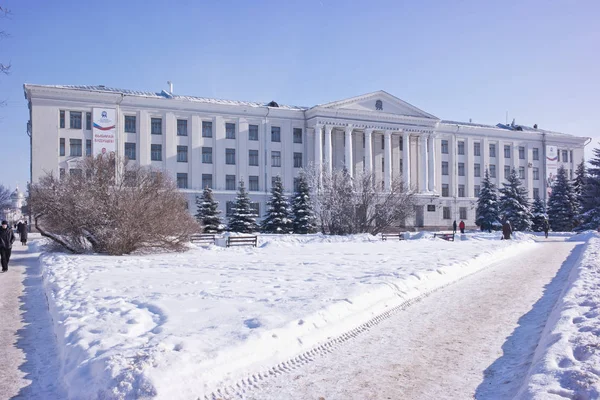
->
428, 134, 436, 192
345, 125, 353, 177
402, 133, 410, 188
365, 128, 373, 174
314, 124, 323, 171
384, 130, 392, 191
419, 135, 428, 192
324, 125, 333, 174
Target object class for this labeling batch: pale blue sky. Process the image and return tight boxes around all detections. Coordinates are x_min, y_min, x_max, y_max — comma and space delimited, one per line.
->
1, 0, 598, 189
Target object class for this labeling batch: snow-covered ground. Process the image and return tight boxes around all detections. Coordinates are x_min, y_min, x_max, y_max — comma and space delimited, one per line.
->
39, 232, 538, 399
518, 232, 600, 399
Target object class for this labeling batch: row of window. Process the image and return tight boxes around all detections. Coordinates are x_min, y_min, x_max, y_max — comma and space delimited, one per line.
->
436, 206, 468, 220
439, 184, 541, 200
59, 138, 92, 157
440, 141, 574, 163
440, 161, 541, 180
59, 111, 92, 130
176, 172, 304, 193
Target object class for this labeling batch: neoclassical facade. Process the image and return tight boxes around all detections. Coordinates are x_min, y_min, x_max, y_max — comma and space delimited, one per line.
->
24, 85, 589, 229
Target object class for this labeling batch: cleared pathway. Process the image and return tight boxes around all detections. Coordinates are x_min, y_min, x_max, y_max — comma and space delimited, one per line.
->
250, 237, 585, 400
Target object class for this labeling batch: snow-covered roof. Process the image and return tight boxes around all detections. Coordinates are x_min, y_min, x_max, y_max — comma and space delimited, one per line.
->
441, 120, 500, 130
29, 85, 308, 111
442, 120, 572, 136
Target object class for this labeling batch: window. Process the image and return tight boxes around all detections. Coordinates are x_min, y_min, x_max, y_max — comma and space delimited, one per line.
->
177, 173, 188, 189
427, 205, 436, 212
562, 150, 569, 163
519, 167, 525, 179
59, 168, 65, 179
294, 152, 303, 168
570, 150, 573, 163
443, 207, 451, 219
533, 167, 539, 180
226, 123, 236, 139
125, 142, 136, 160
504, 145, 511, 158
489, 144, 496, 158
59, 138, 65, 156
151, 144, 162, 161
519, 146, 525, 160
490, 164, 496, 178
474, 185, 481, 197
226, 175, 236, 190
294, 177, 301, 193
442, 184, 449, 197
441, 140, 448, 154
381, 137, 385, 150
69, 139, 82, 156
249, 150, 259, 166
69, 168, 82, 177
474, 163, 481, 177
59, 110, 65, 128
293, 128, 302, 143
533, 188, 540, 199
458, 184, 465, 197
458, 163, 465, 176
151, 118, 162, 135
202, 121, 213, 138
557, 150, 561, 162
271, 151, 281, 167
533, 148, 539, 161
458, 141, 465, 155
442, 161, 449, 176
399, 160, 403, 174
474, 142, 481, 156
570, 169, 573, 179
226, 201, 235, 217
177, 119, 188, 136
250, 202, 260, 217
362, 134, 365, 149
86, 139, 92, 156
271, 126, 281, 142
125, 116, 136, 133
177, 145, 188, 163
399, 138, 403, 151
226, 148, 236, 165
459, 207, 467, 220
202, 174, 213, 189
249, 124, 259, 141
202, 147, 212, 164
382, 158, 385, 172
69, 111, 82, 129
86, 112, 91, 130
249, 175, 259, 191
504, 166, 511, 179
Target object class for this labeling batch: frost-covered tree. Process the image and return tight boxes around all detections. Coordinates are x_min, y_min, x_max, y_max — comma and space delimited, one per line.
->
261, 175, 293, 234
291, 173, 317, 234
195, 187, 223, 233
547, 165, 576, 232
228, 180, 259, 233
476, 169, 500, 231
580, 145, 600, 230
499, 168, 533, 231
530, 197, 548, 232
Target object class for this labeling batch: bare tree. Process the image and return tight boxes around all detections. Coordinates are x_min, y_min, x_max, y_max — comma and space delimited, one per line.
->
0, 6, 11, 76
28, 156, 199, 255
0, 184, 10, 209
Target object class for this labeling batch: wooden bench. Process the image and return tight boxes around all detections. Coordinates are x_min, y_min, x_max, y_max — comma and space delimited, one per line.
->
190, 234, 217, 245
381, 233, 405, 241
226, 235, 258, 247
434, 232, 455, 241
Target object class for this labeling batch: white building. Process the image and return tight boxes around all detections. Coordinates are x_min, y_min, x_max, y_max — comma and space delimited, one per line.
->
23, 84, 589, 229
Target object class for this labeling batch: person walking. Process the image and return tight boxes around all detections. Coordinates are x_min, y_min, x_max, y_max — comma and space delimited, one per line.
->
452, 220, 457, 234
502, 220, 512, 240
0, 220, 16, 272
17, 220, 28, 245
543, 218, 550, 239
459, 220, 466, 234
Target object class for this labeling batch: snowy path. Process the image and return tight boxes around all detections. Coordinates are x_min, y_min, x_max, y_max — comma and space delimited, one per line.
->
0, 240, 64, 399
249, 237, 586, 400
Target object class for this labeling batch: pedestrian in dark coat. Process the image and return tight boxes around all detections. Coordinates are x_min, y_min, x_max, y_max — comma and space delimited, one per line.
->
17, 221, 28, 245
543, 219, 550, 239
502, 221, 512, 240
0, 220, 16, 272
452, 220, 457, 234
459, 220, 466, 234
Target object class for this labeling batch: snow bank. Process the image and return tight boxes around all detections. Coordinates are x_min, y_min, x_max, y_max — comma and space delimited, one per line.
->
39, 233, 535, 399
517, 233, 600, 399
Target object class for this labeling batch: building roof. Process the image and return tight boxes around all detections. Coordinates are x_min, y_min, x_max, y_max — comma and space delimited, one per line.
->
442, 120, 572, 137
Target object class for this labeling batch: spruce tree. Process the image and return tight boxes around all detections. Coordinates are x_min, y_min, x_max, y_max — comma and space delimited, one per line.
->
261, 175, 293, 233
572, 159, 586, 225
530, 197, 548, 232
547, 165, 576, 232
228, 180, 259, 233
581, 145, 600, 230
476, 169, 500, 231
291, 173, 317, 234
195, 187, 223, 233
499, 168, 533, 231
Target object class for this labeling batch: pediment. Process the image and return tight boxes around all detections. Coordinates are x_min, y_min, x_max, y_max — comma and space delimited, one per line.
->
316, 90, 438, 120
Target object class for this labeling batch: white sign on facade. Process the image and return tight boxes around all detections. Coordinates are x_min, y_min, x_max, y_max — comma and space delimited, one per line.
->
92, 108, 116, 156
546, 145, 558, 197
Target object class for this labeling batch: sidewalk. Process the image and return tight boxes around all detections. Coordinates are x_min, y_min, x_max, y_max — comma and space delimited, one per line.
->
0, 238, 64, 399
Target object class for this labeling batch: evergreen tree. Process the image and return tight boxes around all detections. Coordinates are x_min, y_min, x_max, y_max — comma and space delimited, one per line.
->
261, 175, 293, 233
530, 197, 548, 232
581, 145, 600, 230
228, 180, 259, 233
547, 165, 576, 232
475, 169, 500, 231
291, 173, 317, 234
499, 168, 533, 231
195, 187, 224, 233
572, 159, 586, 224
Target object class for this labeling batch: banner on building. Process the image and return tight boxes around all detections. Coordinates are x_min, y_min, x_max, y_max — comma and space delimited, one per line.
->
92, 108, 116, 156
546, 145, 558, 197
